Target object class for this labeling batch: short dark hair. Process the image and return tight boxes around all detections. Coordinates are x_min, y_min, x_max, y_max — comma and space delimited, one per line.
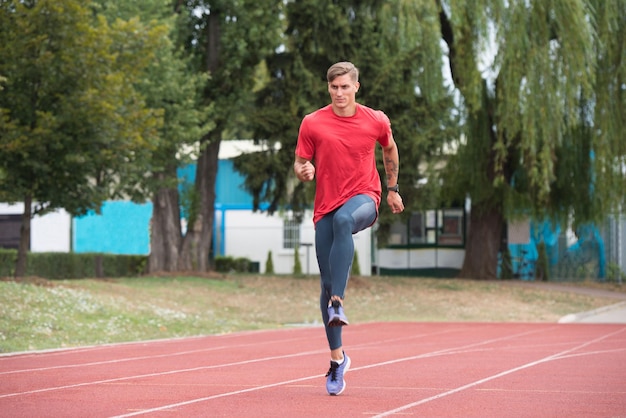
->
327, 61, 359, 83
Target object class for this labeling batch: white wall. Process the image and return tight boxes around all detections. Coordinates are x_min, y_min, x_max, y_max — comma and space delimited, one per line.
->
0, 202, 22, 215
0, 203, 71, 252
223, 209, 372, 275
376, 247, 465, 271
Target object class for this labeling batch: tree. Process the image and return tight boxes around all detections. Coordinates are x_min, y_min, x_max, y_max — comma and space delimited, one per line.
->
233, 0, 457, 238
438, 0, 626, 279
94, 0, 212, 273
172, 0, 283, 271
0, 0, 164, 277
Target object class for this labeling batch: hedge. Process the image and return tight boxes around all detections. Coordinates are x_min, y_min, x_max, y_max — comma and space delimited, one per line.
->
0, 249, 146, 279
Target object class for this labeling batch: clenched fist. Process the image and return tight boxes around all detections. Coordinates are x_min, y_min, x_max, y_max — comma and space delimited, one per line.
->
295, 159, 316, 182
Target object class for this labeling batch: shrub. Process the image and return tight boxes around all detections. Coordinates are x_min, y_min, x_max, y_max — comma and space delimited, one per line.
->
265, 250, 274, 274
500, 248, 513, 279
0, 251, 146, 279
0, 248, 17, 277
606, 263, 626, 283
215, 255, 254, 273
293, 245, 302, 275
351, 250, 361, 276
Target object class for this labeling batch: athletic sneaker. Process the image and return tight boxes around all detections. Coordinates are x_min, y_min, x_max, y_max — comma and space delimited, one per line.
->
325, 352, 351, 395
327, 299, 349, 327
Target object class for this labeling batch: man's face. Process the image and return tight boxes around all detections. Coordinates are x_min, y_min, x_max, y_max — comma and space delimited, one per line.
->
328, 74, 359, 110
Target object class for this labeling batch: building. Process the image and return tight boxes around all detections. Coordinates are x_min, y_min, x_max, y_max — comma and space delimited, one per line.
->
8, 139, 623, 281
0, 141, 373, 275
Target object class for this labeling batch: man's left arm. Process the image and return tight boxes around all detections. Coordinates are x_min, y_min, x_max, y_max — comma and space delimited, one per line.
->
382, 136, 404, 214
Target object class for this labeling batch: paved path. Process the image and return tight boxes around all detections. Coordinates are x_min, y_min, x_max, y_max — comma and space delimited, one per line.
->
504, 280, 626, 324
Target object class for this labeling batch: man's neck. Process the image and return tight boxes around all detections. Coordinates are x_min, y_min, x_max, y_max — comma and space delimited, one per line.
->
332, 103, 357, 117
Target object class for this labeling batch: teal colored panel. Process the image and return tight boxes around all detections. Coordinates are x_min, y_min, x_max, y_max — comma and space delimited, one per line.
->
178, 160, 254, 208
216, 160, 254, 206
74, 201, 152, 255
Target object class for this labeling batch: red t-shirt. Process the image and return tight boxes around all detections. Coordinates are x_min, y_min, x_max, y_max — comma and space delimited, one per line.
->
295, 103, 392, 225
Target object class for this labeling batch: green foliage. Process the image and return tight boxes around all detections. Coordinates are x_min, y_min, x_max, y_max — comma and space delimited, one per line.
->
0, 250, 145, 279
95, 0, 213, 196
440, 1, 626, 227
606, 263, 626, 284
0, 249, 17, 277
535, 242, 550, 281
293, 245, 302, 275
173, 0, 284, 143
351, 250, 361, 276
0, 0, 165, 216
499, 248, 513, 280
265, 250, 275, 274
233, 0, 459, 233
215, 256, 254, 273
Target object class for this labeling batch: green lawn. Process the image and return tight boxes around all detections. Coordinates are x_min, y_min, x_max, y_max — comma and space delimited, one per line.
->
1, 275, 622, 353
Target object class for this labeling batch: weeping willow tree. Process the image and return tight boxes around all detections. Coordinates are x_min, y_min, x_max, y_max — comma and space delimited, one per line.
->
439, 0, 625, 279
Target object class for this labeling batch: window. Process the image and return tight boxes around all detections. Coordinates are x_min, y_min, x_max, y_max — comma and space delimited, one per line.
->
409, 212, 425, 244
439, 209, 464, 245
387, 208, 465, 248
0, 215, 21, 250
283, 218, 301, 249
409, 211, 437, 244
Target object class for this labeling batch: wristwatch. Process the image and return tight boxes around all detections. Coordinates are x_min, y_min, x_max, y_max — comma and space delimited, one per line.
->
387, 184, 399, 193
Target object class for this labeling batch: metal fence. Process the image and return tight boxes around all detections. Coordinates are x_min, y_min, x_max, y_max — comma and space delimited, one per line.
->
600, 214, 626, 283
549, 214, 625, 283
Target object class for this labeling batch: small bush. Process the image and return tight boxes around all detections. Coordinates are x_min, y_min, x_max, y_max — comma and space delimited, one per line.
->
606, 262, 626, 283
351, 250, 361, 276
293, 245, 302, 275
215, 256, 254, 273
500, 248, 513, 280
0, 249, 17, 277
265, 250, 274, 274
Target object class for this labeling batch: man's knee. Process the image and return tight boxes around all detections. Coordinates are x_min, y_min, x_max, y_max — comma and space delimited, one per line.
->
332, 212, 354, 232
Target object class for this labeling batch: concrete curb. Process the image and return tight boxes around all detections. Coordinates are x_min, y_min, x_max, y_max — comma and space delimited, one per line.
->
558, 301, 626, 323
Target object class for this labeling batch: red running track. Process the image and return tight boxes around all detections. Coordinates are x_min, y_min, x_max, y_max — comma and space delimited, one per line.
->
1, 322, 625, 417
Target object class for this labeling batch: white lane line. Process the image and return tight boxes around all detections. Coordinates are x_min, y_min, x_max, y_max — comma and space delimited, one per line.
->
371, 327, 626, 418
352, 326, 553, 372
0, 327, 310, 359
109, 374, 324, 418
5, 323, 606, 417
0, 335, 317, 375
0, 325, 550, 402
0, 324, 462, 378
0, 349, 327, 399
107, 327, 552, 417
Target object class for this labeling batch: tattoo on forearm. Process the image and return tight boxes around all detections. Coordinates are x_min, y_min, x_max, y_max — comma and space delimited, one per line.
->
384, 157, 398, 183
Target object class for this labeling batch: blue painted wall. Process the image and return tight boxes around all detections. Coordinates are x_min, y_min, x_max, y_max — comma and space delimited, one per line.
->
73, 160, 254, 255
73, 201, 152, 255
178, 160, 254, 206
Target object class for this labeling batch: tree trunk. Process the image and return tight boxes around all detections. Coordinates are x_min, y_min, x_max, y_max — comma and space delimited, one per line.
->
14, 194, 32, 279
180, 137, 220, 271
148, 170, 183, 273
459, 203, 504, 280
177, 9, 222, 272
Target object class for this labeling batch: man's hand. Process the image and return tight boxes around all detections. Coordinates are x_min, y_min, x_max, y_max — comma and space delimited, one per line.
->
294, 159, 315, 182
387, 191, 404, 214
